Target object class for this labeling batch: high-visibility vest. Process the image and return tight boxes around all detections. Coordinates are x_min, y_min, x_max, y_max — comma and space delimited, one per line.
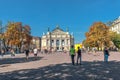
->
70, 48, 75, 55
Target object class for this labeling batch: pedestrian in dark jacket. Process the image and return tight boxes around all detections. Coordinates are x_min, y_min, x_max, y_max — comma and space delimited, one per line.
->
104, 47, 110, 62
24, 47, 29, 60
76, 47, 82, 65
1, 48, 5, 59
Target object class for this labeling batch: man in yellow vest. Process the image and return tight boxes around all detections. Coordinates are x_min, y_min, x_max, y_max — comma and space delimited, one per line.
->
70, 45, 75, 65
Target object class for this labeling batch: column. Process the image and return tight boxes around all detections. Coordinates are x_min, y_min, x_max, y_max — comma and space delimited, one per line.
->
59, 39, 62, 50
54, 39, 56, 51
65, 39, 67, 51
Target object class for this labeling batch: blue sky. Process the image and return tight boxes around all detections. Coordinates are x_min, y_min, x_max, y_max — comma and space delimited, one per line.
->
0, 0, 120, 43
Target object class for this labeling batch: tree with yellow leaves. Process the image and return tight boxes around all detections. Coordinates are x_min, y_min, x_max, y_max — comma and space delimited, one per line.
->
85, 22, 110, 50
4, 22, 32, 51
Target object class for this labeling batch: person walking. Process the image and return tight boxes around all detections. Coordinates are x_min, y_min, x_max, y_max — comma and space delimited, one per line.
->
33, 47, 38, 57
70, 45, 75, 65
104, 47, 110, 62
24, 47, 29, 60
1, 48, 5, 59
76, 47, 82, 65
11, 48, 15, 57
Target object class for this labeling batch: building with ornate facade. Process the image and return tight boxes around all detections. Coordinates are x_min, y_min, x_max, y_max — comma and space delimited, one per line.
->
41, 26, 74, 52
110, 16, 120, 34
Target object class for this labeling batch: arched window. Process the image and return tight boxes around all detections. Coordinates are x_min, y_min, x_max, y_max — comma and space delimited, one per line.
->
56, 40, 59, 46
51, 40, 54, 46
62, 40, 65, 46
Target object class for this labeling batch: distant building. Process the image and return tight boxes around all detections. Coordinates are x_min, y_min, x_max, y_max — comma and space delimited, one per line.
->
31, 37, 41, 49
41, 25, 74, 51
110, 16, 120, 34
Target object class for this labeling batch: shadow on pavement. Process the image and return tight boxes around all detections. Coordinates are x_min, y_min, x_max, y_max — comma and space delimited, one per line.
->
0, 61, 120, 80
0, 56, 43, 65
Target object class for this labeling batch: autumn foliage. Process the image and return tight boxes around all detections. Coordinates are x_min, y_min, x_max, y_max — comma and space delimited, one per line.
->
4, 22, 32, 49
85, 22, 110, 50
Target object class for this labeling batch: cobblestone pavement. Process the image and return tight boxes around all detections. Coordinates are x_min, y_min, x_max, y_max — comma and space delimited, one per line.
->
0, 51, 120, 80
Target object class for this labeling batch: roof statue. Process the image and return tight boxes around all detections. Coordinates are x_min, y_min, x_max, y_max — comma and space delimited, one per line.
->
52, 25, 63, 31
48, 27, 50, 32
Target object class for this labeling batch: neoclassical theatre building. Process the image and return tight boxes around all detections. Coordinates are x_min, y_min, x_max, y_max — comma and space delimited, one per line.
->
41, 26, 74, 52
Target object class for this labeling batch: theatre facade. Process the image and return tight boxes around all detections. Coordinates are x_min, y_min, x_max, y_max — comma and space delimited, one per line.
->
41, 26, 74, 52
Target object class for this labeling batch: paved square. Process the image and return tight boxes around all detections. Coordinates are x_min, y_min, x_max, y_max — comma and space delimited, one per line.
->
0, 51, 120, 80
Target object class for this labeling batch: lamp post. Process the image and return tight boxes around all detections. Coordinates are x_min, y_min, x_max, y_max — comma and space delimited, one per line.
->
0, 21, 3, 52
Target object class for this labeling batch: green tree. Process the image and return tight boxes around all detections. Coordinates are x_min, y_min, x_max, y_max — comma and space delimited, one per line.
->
109, 32, 120, 49
82, 40, 90, 48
